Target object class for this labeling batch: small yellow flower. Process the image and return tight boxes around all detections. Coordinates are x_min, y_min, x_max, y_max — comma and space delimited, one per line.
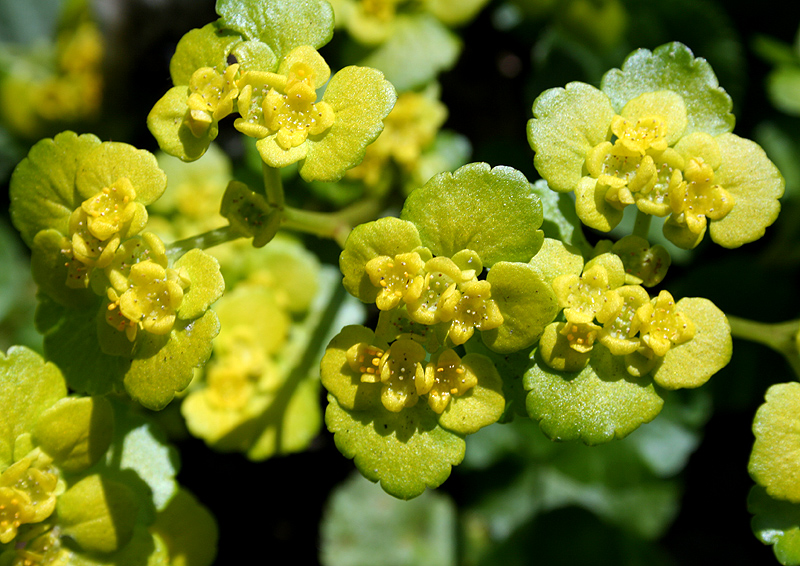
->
552, 264, 619, 325
186, 64, 240, 137
107, 260, 190, 341
379, 338, 426, 412
632, 290, 695, 357
441, 280, 503, 345
364, 252, 426, 310
422, 349, 478, 414
669, 157, 735, 235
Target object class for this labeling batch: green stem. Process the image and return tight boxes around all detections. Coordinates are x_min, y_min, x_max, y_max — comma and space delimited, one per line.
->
263, 163, 285, 209
727, 315, 800, 377
165, 226, 245, 263
282, 198, 382, 248
632, 210, 652, 240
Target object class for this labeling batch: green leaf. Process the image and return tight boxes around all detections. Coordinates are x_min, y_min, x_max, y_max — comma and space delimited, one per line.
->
463, 340, 533, 421
481, 262, 559, 354
339, 217, 424, 304
174, 249, 225, 320
528, 237, 585, 288
325, 395, 465, 499
601, 42, 735, 136
32, 396, 114, 473
358, 14, 461, 92
299, 65, 397, 182
649, 297, 732, 390
321, 325, 386, 412
749, 485, 800, 565
0, 346, 67, 469
320, 472, 457, 566
58, 474, 139, 554
169, 22, 243, 85
524, 345, 666, 444
527, 82, 615, 193
124, 310, 220, 410
708, 133, 785, 248
100, 401, 180, 516
30, 228, 96, 308
9, 131, 101, 246
152, 489, 219, 566
35, 295, 128, 396
530, 180, 592, 255
402, 163, 544, 266
749, 382, 800, 504
216, 0, 334, 58
147, 86, 218, 162
438, 353, 504, 435
768, 66, 800, 116
75, 141, 167, 205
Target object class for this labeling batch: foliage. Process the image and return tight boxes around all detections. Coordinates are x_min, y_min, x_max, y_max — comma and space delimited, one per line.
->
0, 0, 799, 564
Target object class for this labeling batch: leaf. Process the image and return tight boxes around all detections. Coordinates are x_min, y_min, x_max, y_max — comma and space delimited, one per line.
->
174, 249, 225, 320
481, 261, 559, 354
339, 217, 424, 304
0, 346, 67, 469
437, 353, 505, 436
649, 297, 732, 390
601, 42, 735, 136
749, 382, 800, 504
152, 489, 219, 566
300, 65, 397, 182
325, 395, 466, 500
100, 401, 180, 517
169, 22, 244, 85
749, 485, 800, 566
147, 86, 218, 162
216, 0, 334, 58
768, 66, 800, 116
35, 295, 129, 396
527, 82, 615, 193
124, 310, 220, 410
320, 472, 457, 566
358, 14, 461, 92
524, 345, 666, 444
57, 474, 140, 554
530, 180, 592, 255
401, 163, 543, 266
75, 141, 167, 204
708, 133, 785, 248
32, 396, 114, 473
9, 131, 101, 246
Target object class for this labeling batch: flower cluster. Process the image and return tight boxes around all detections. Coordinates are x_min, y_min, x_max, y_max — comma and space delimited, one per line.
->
147, 6, 396, 182
322, 163, 561, 497
528, 42, 784, 249
0, 346, 217, 565
541, 252, 695, 376
9, 132, 224, 409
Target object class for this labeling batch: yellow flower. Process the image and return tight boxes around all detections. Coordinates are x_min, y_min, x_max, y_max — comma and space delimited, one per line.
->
107, 260, 190, 341
422, 349, 478, 414
631, 290, 695, 357
186, 64, 240, 137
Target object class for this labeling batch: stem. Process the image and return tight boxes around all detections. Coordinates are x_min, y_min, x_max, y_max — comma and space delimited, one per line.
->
727, 315, 800, 377
632, 210, 652, 240
282, 198, 382, 248
165, 226, 245, 263
263, 163, 285, 209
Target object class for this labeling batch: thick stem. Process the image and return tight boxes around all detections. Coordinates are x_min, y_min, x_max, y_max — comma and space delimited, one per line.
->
281, 198, 382, 248
165, 226, 245, 263
727, 315, 800, 377
632, 209, 652, 240
263, 163, 285, 208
